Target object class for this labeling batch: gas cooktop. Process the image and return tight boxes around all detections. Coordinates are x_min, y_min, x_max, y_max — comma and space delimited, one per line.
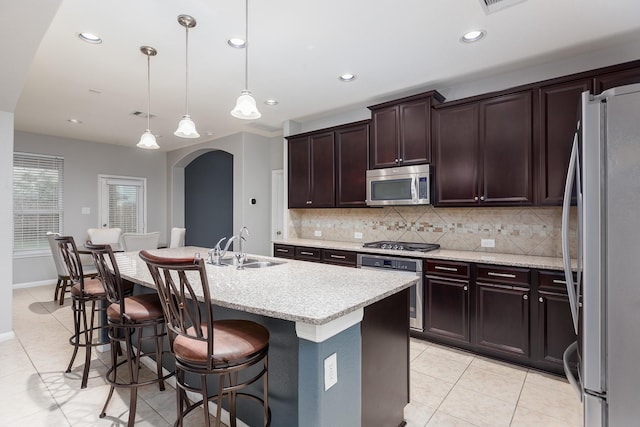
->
362, 241, 440, 252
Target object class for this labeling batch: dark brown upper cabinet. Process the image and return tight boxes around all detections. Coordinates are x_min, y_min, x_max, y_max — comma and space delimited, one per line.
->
538, 78, 593, 205
335, 122, 369, 207
433, 91, 533, 206
594, 67, 640, 94
368, 91, 444, 169
287, 120, 369, 209
288, 132, 335, 208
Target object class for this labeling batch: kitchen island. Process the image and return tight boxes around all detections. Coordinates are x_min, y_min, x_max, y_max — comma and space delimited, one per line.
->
115, 246, 418, 427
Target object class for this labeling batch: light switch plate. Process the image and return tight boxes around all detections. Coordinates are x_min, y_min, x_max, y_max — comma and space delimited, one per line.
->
324, 352, 338, 391
354, 232, 363, 239
314, 230, 322, 237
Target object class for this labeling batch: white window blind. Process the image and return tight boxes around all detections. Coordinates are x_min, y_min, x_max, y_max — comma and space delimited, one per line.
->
108, 183, 140, 233
13, 152, 64, 253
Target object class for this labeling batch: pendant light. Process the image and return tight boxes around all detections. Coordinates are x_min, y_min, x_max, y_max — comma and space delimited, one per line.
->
231, 0, 261, 120
137, 46, 160, 149
174, 14, 200, 138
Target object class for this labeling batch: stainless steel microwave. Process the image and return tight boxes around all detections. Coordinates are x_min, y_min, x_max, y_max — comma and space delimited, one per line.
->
365, 164, 431, 206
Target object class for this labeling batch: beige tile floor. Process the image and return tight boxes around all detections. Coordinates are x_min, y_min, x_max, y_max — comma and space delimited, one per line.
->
1, 284, 582, 426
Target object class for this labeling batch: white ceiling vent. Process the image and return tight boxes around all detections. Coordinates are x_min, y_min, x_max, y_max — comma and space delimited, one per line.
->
479, 0, 526, 14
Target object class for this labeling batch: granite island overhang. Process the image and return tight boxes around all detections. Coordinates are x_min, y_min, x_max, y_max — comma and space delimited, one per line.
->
115, 246, 417, 427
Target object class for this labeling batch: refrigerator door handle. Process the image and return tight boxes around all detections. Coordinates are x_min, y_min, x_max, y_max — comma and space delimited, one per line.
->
562, 130, 581, 334
563, 341, 583, 400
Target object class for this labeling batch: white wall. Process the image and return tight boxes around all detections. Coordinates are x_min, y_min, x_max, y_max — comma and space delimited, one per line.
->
167, 132, 280, 257
13, 131, 167, 285
1, 112, 15, 336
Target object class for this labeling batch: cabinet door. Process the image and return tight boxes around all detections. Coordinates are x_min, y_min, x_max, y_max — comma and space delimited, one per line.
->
424, 276, 470, 343
536, 290, 576, 370
594, 67, 640, 94
475, 283, 530, 359
480, 91, 533, 205
399, 99, 431, 166
538, 79, 592, 205
309, 132, 335, 207
336, 124, 368, 207
432, 103, 479, 206
370, 107, 400, 169
288, 136, 311, 208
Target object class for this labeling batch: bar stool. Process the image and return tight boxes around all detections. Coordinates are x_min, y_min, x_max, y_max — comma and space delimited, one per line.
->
139, 250, 271, 427
87, 243, 173, 426
55, 235, 111, 388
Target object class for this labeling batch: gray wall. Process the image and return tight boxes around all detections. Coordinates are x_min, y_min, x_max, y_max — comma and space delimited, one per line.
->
13, 131, 167, 285
167, 132, 278, 257
184, 150, 233, 247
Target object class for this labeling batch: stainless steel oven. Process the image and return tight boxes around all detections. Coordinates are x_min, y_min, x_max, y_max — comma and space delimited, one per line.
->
357, 253, 423, 332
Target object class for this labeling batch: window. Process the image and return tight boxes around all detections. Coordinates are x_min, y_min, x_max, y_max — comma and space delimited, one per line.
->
99, 175, 146, 233
13, 152, 64, 254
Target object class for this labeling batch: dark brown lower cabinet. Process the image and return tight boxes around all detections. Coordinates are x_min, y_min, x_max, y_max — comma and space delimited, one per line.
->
424, 260, 471, 344
475, 282, 530, 360
533, 271, 577, 374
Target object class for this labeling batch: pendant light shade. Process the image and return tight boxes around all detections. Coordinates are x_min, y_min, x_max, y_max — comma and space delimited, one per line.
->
231, 90, 261, 119
137, 46, 160, 150
231, 0, 261, 120
175, 15, 200, 138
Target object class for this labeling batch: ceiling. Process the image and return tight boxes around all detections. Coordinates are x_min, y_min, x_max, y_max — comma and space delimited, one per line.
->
9, 0, 640, 151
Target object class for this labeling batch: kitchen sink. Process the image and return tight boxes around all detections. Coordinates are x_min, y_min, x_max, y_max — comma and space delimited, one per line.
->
240, 261, 282, 269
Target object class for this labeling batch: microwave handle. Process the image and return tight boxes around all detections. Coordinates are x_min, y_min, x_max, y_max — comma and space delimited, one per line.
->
411, 175, 417, 200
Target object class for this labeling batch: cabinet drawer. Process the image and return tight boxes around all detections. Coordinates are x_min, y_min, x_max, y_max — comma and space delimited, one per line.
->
273, 244, 295, 259
322, 249, 357, 267
477, 265, 530, 286
538, 270, 575, 292
426, 260, 470, 279
295, 246, 322, 262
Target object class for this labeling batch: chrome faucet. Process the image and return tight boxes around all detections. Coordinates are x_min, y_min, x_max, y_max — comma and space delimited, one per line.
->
234, 226, 250, 268
208, 237, 230, 266
207, 227, 250, 268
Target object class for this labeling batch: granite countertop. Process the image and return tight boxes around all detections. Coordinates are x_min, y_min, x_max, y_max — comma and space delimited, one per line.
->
274, 238, 572, 271
115, 246, 418, 326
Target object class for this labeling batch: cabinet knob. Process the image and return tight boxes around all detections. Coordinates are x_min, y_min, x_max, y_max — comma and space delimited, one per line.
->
480, 196, 485, 201
463, 286, 468, 291
539, 297, 544, 303
398, 158, 403, 162
306, 200, 312, 205
474, 196, 479, 201
523, 294, 529, 300
395, 158, 399, 163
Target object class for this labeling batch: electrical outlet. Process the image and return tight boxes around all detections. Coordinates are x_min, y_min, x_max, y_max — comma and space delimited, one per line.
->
314, 230, 322, 237
354, 232, 363, 239
481, 238, 496, 248
324, 353, 338, 391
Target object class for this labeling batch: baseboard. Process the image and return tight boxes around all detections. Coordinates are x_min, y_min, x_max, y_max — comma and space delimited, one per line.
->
0, 331, 16, 343
13, 279, 56, 289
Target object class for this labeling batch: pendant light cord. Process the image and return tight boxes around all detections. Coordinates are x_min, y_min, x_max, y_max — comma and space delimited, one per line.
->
147, 53, 151, 130
244, 0, 249, 91
185, 25, 190, 115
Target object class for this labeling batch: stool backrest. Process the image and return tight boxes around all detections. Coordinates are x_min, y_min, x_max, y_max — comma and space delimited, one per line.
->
139, 251, 214, 366
86, 243, 124, 309
54, 235, 85, 288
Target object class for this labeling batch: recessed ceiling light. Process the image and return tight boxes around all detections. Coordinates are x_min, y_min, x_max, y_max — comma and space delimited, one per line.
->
461, 29, 486, 43
227, 37, 246, 48
339, 73, 356, 82
78, 32, 102, 44
264, 99, 278, 106
67, 118, 82, 124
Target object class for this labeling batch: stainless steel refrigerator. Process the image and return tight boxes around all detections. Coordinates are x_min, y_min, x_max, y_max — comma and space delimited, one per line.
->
562, 83, 640, 426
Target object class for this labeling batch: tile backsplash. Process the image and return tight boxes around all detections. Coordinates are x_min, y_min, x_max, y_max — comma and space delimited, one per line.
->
288, 206, 577, 258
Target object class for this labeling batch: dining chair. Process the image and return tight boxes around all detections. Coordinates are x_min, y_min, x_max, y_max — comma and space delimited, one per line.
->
121, 232, 160, 252
139, 250, 271, 427
169, 227, 186, 248
87, 243, 172, 426
87, 227, 123, 245
55, 235, 116, 388
47, 232, 98, 305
